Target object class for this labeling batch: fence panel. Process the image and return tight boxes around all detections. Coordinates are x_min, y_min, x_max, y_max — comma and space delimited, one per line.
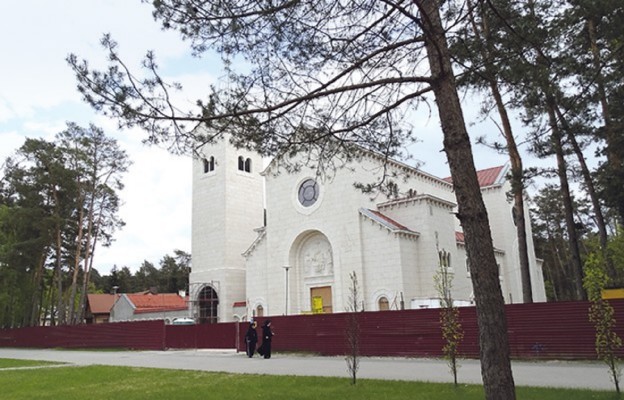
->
2, 300, 623, 360
0, 320, 165, 350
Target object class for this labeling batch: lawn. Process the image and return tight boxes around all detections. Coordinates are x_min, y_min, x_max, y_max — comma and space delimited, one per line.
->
0, 358, 62, 369
0, 363, 620, 400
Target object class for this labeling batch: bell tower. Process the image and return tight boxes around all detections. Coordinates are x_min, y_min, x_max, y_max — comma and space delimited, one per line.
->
190, 133, 264, 322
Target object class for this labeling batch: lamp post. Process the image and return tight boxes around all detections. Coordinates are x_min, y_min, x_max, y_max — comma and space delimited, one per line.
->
283, 265, 291, 315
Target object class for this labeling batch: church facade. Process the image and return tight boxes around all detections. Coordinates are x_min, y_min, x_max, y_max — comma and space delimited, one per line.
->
190, 137, 546, 323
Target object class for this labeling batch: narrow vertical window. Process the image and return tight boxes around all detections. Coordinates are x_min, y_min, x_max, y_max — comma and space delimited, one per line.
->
244, 158, 252, 173
238, 156, 245, 171
203, 156, 215, 173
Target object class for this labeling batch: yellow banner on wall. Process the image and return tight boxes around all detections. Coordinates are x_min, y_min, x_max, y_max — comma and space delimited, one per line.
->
312, 296, 324, 314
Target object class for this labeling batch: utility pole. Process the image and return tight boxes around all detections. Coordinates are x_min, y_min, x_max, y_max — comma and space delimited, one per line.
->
283, 266, 291, 315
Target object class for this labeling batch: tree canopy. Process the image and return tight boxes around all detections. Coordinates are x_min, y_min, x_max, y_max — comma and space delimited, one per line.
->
65, 1, 624, 399
0, 123, 129, 327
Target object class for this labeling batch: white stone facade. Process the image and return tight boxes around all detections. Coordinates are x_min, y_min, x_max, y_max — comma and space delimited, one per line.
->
191, 138, 546, 322
191, 135, 264, 322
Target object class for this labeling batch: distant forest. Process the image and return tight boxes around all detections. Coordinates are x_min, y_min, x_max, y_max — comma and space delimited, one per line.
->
92, 249, 190, 295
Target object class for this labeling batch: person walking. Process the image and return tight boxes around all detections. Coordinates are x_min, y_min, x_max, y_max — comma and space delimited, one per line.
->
244, 321, 258, 358
257, 320, 274, 359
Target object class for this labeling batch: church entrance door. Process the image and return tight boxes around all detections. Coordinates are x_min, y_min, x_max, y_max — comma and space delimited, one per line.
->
310, 286, 332, 314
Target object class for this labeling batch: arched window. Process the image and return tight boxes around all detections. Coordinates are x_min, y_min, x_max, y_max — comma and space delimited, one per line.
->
238, 156, 252, 172
198, 286, 219, 324
203, 156, 215, 173
378, 297, 390, 311
256, 304, 264, 317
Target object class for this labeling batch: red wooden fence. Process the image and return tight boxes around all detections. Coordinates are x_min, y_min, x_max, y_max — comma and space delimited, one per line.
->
0, 320, 164, 350
1, 300, 623, 360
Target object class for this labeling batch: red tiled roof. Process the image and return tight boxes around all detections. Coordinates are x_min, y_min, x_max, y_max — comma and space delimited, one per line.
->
475, 165, 505, 187
443, 165, 505, 187
367, 209, 412, 232
126, 293, 188, 314
87, 294, 119, 314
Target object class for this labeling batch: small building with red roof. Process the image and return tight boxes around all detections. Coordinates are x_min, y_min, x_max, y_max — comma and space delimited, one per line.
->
85, 294, 120, 324
110, 291, 190, 323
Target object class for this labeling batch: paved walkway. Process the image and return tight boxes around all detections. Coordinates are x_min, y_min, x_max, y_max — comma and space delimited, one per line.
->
0, 348, 613, 391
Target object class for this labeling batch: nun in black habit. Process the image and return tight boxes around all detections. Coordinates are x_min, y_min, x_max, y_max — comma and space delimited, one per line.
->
257, 320, 274, 359
244, 321, 258, 358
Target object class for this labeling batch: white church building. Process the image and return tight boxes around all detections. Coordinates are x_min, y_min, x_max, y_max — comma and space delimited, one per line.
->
189, 136, 546, 323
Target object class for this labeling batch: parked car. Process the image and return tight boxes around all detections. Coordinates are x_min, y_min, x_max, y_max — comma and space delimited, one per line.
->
171, 317, 195, 325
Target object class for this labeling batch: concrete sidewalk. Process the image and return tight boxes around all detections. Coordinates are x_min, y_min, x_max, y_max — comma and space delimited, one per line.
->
0, 348, 613, 391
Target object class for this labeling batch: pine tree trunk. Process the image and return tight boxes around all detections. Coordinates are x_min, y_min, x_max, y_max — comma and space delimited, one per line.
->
546, 224, 571, 300
416, 2, 516, 398
467, 0, 532, 302
78, 196, 101, 325
489, 71, 533, 304
554, 106, 613, 280
52, 184, 66, 326
587, 17, 624, 223
68, 204, 85, 324
586, 17, 621, 274
545, 97, 585, 300
29, 250, 48, 326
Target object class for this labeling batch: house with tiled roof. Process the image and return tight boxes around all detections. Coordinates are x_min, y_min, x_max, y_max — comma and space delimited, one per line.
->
85, 294, 120, 324
190, 135, 546, 322
110, 291, 190, 323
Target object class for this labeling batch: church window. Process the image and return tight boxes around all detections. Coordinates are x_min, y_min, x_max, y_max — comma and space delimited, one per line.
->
255, 304, 264, 317
438, 249, 451, 271
298, 179, 319, 207
203, 156, 215, 173
378, 297, 390, 311
197, 286, 219, 324
238, 156, 252, 172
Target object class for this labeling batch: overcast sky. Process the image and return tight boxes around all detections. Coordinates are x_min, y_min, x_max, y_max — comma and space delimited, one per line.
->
0, 1, 533, 275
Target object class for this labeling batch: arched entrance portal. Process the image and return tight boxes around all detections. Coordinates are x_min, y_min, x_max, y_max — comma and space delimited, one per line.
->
294, 231, 334, 314
198, 286, 219, 324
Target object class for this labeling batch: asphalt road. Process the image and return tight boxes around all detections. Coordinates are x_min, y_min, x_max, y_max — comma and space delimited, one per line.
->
0, 348, 614, 391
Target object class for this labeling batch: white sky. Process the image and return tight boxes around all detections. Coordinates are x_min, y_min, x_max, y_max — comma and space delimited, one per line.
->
0, 1, 548, 275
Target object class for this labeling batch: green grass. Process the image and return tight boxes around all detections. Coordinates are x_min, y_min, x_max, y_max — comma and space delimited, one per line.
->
54, 347, 131, 352
0, 358, 62, 369
0, 364, 620, 400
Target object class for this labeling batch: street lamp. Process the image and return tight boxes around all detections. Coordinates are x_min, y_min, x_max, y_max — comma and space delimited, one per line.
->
283, 265, 291, 315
